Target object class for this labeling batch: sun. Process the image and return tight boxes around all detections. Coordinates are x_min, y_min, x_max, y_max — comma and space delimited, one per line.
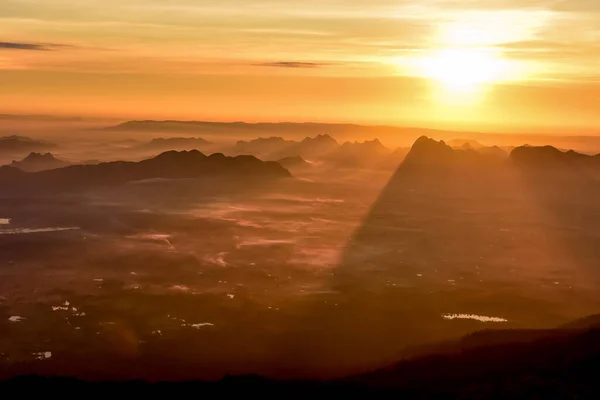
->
420, 48, 506, 91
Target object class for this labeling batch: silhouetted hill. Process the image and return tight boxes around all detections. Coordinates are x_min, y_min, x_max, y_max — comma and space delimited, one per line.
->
139, 137, 212, 151
401, 136, 506, 171
402, 136, 456, 166
0, 150, 290, 192
0, 135, 56, 155
9, 152, 69, 172
352, 315, 600, 396
511, 145, 600, 169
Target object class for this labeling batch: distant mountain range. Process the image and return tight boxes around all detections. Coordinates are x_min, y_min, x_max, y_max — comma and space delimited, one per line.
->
104, 120, 444, 143
0, 135, 56, 155
0, 150, 290, 192
232, 134, 406, 169
234, 134, 340, 160
9, 152, 70, 172
103, 120, 600, 154
3, 136, 596, 193
399, 136, 598, 171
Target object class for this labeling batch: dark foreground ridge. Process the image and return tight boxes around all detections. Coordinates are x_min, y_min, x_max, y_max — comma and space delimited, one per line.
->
2, 315, 599, 398
0, 150, 291, 191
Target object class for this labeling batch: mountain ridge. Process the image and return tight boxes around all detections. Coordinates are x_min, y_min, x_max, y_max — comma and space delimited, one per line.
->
0, 150, 290, 191
9, 152, 70, 172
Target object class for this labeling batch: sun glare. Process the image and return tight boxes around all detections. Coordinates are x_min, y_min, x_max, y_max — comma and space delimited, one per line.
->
421, 48, 505, 91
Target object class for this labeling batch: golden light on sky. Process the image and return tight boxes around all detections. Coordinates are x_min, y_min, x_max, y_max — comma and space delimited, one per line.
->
1, 0, 600, 131
421, 48, 506, 89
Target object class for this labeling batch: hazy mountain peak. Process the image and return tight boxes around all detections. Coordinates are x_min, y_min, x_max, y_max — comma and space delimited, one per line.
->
510, 145, 599, 168
0, 135, 56, 154
9, 152, 69, 172
401, 136, 492, 170
408, 136, 452, 156
302, 134, 338, 145
24, 152, 55, 160
152, 149, 207, 161
341, 138, 387, 149
447, 138, 484, 149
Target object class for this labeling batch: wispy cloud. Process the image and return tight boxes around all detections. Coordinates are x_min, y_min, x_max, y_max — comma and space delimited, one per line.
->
256, 61, 329, 68
0, 41, 67, 51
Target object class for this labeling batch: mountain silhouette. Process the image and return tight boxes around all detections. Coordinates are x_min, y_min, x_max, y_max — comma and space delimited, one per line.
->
400, 136, 509, 172
352, 313, 600, 395
403, 136, 455, 164
9, 152, 69, 172
0, 135, 56, 155
0, 150, 290, 192
294, 134, 340, 158
234, 134, 340, 160
511, 145, 600, 169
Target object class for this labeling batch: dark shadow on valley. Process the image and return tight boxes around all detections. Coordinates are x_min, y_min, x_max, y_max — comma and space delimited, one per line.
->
269, 137, 600, 377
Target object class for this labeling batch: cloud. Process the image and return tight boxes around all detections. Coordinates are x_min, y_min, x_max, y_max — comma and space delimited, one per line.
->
501, 39, 600, 62
0, 41, 67, 51
552, 0, 600, 12
255, 61, 329, 68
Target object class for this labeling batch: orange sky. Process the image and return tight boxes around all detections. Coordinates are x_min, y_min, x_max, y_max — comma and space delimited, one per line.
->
1, 0, 599, 131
